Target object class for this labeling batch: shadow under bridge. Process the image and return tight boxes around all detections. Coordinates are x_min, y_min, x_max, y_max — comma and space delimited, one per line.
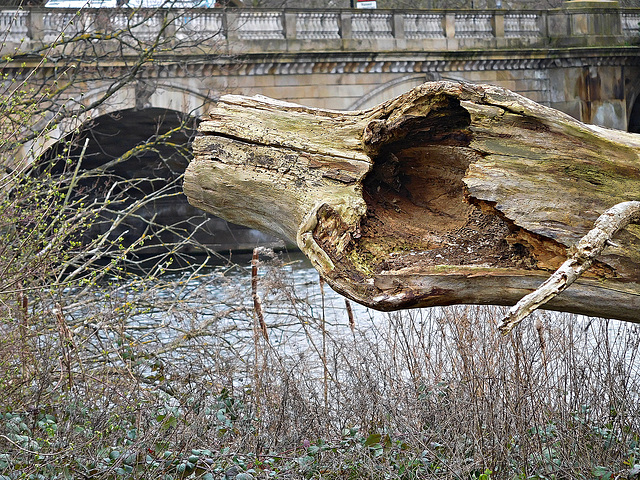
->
46, 107, 284, 263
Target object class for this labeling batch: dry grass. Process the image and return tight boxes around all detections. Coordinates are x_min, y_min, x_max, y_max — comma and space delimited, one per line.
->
1, 250, 638, 479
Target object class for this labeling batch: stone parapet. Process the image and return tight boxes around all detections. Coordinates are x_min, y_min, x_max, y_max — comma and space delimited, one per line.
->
1, 5, 638, 56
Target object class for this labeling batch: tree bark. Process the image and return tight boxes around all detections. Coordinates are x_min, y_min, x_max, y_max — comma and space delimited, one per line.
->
184, 81, 640, 323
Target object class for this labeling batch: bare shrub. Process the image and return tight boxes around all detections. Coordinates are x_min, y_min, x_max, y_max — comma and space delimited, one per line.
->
1, 231, 639, 479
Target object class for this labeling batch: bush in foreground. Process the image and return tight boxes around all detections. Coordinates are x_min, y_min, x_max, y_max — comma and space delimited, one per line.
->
1, 251, 639, 479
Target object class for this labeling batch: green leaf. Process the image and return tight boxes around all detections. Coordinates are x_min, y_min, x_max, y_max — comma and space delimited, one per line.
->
161, 415, 178, 430
592, 466, 613, 479
235, 473, 255, 480
364, 433, 382, 447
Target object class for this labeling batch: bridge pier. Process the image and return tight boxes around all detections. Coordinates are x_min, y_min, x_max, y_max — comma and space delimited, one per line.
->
549, 64, 627, 130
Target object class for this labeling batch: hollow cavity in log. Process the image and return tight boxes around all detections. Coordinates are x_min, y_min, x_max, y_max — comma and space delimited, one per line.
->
353, 98, 559, 276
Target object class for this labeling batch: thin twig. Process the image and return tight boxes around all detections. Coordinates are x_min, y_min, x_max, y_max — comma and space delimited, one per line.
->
319, 275, 328, 412
0, 434, 74, 457
252, 248, 269, 341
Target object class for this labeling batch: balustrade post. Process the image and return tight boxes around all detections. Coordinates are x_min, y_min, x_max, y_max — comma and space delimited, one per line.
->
444, 12, 455, 38
340, 11, 352, 39
539, 11, 548, 37
547, 8, 570, 39
492, 11, 504, 38
284, 11, 296, 39
565, 0, 621, 37
163, 10, 177, 45
225, 10, 239, 43
551, 0, 622, 46
392, 11, 404, 40
27, 9, 44, 45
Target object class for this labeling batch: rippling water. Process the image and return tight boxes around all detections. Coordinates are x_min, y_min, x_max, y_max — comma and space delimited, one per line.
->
104, 249, 639, 401
129, 250, 384, 360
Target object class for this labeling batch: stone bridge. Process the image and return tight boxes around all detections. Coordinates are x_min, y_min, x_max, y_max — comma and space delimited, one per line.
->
4, 3, 640, 126
3, 2, 640, 251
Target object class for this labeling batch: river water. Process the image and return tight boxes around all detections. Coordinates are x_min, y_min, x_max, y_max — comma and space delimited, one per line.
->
109, 248, 640, 405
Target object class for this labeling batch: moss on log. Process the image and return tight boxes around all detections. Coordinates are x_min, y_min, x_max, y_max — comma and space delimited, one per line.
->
184, 81, 640, 323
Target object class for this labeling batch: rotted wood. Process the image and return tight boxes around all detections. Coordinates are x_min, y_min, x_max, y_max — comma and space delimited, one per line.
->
184, 81, 640, 324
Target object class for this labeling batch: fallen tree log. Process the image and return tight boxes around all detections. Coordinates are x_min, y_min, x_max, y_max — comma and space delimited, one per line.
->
184, 81, 640, 324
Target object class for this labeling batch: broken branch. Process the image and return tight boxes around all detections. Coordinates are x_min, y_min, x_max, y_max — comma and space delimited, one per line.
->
185, 82, 640, 324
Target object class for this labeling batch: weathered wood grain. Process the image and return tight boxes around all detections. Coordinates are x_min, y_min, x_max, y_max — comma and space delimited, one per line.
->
184, 81, 640, 323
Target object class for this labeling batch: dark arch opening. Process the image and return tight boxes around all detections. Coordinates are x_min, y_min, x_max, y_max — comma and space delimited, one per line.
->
628, 95, 640, 133
43, 107, 282, 266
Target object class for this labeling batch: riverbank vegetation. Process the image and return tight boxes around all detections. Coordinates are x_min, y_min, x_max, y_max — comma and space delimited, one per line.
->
1, 242, 639, 479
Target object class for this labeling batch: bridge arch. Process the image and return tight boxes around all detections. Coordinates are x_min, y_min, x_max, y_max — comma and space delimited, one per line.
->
348, 74, 439, 111
28, 82, 215, 166
41, 86, 282, 257
627, 83, 640, 134
347, 73, 506, 112
40, 103, 197, 256
629, 100, 640, 134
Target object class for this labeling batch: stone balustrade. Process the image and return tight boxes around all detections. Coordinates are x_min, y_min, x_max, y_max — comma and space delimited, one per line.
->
622, 11, 640, 36
295, 12, 340, 40
1, 10, 29, 45
403, 13, 444, 39
0, 5, 637, 56
454, 13, 493, 38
